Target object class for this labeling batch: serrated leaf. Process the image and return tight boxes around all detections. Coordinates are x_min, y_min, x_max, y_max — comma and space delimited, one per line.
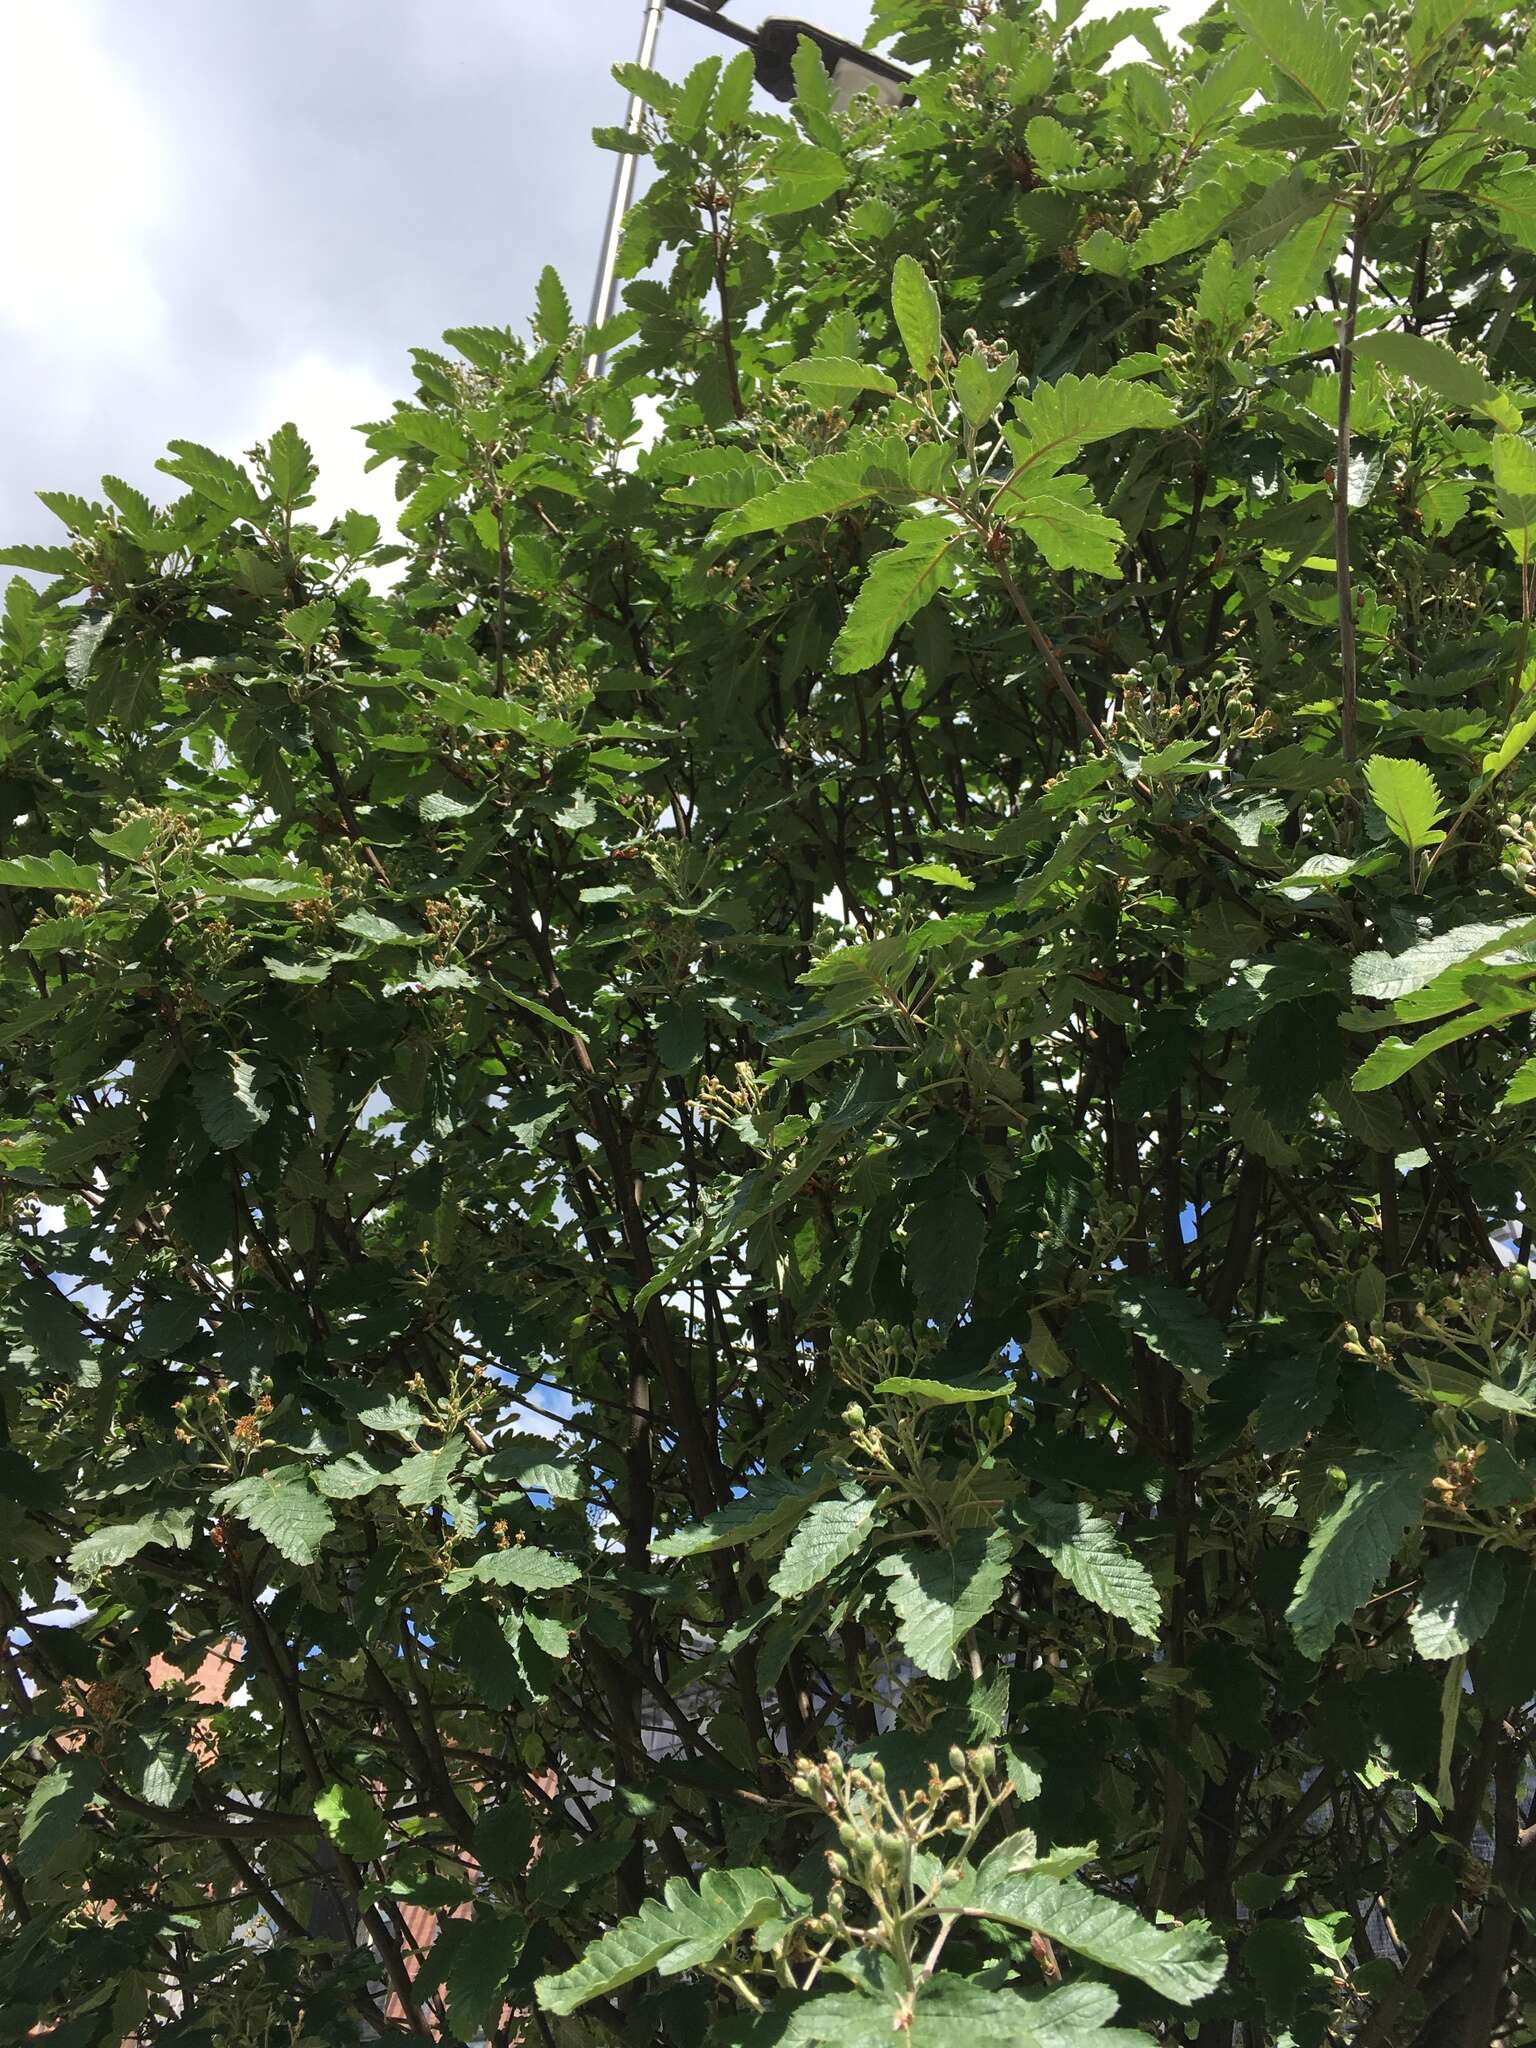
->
156, 440, 263, 520
769, 1492, 878, 1597
123, 1725, 195, 1810
1363, 755, 1445, 852
1286, 1440, 1435, 1658
315, 1781, 387, 1860
68, 1508, 194, 1582
0, 851, 100, 891
1409, 1548, 1505, 1660
954, 350, 1019, 427
1351, 988, 1536, 1092
876, 1528, 1014, 1678
1113, 1280, 1225, 1383
1350, 917, 1536, 1002
904, 1169, 986, 1324
214, 1470, 336, 1567
1501, 1053, 1536, 1107
779, 355, 898, 396
313, 1451, 389, 1500
390, 1436, 465, 1507
1356, 332, 1512, 420
1131, 173, 1248, 269
962, 1871, 1227, 2005
830, 516, 962, 673
1020, 1497, 1161, 1640
758, 140, 848, 216
1231, 0, 1350, 114
1492, 432, 1536, 563
1482, 705, 1536, 780
891, 255, 942, 379
997, 470, 1125, 578
536, 1869, 780, 2014
872, 1373, 1008, 1403
444, 1544, 580, 1594
1256, 1353, 1339, 1456
653, 1470, 830, 1557
534, 265, 573, 346
1007, 373, 1178, 474
18, 1758, 100, 1876
265, 422, 317, 507
434, 1910, 528, 2036
1025, 114, 1083, 177
192, 1053, 270, 1151
711, 451, 877, 544
769, 1973, 1147, 2045
281, 598, 335, 650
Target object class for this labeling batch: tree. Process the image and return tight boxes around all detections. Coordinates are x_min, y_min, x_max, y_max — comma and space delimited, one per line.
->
3, 0, 1536, 2040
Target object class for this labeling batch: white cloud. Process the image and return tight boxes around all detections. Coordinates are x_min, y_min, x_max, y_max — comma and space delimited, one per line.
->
0, 3, 170, 360
228, 349, 403, 531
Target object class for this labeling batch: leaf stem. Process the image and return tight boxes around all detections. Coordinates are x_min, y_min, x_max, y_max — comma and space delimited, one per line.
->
1336, 217, 1369, 763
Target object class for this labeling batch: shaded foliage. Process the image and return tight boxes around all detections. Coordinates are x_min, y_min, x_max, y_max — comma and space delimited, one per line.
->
3, 1, 1536, 2042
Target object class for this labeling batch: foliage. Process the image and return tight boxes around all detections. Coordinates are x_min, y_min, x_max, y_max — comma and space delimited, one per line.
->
3, 1, 1536, 2043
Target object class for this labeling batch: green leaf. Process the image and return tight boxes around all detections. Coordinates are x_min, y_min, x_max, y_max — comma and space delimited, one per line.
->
315, 1781, 388, 1861
0, 851, 99, 891
1362, 756, 1445, 852
830, 516, 962, 674
769, 1492, 878, 1597
711, 451, 876, 543
904, 1169, 986, 1324
1113, 1280, 1226, 1383
1350, 917, 1536, 1002
770, 1974, 1145, 2045
123, 1725, 195, 1810
281, 598, 335, 650
1025, 114, 1083, 176
1501, 1053, 1536, 1108
18, 1758, 100, 1876
758, 141, 849, 216
1482, 704, 1536, 781
390, 1436, 465, 1507
536, 1869, 780, 2014
68, 1508, 194, 1582
1020, 1497, 1161, 1640
779, 356, 899, 396
1231, 0, 1351, 114
997, 470, 1125, 578
214, 1470, 336, 1567
891, 255, 942, 380
1286, 1440, 1435, 1658
534, 265, 573, 346
313, 1451, 389, 1500
445, 1544, 580, 1594
872, 1373, 1009, 1404
156, 440, 263, 520
954, 350, 1019, 427
1007, 373, 1178, 473
265, 422, 317, 506
963, 1871, 1227, 2005
653, 1470, 830, 1557
1491, 433, 1536, 563
900, 861, 975, 892
1355, 332, 1514, 421
192, 1053, 270, 1151
876, 1528, 1014, 1679
434, 1910, 528, 2036
1350, 984, 1536, 1092
1409, 1548, 1505, 1660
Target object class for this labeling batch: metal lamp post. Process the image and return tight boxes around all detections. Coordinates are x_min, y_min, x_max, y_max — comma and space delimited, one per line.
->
584, 0, 911, 380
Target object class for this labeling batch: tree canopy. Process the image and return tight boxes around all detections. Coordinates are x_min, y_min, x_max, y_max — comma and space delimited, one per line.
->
4, 1, 1536, 2042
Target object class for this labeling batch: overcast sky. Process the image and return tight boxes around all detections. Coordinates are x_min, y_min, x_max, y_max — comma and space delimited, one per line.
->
0, 1, 1196, 546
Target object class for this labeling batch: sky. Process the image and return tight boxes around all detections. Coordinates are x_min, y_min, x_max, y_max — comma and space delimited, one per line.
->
0, 0, 1199, 548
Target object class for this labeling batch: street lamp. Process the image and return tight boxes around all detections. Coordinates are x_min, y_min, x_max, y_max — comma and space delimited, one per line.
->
585, 1, 911, 378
